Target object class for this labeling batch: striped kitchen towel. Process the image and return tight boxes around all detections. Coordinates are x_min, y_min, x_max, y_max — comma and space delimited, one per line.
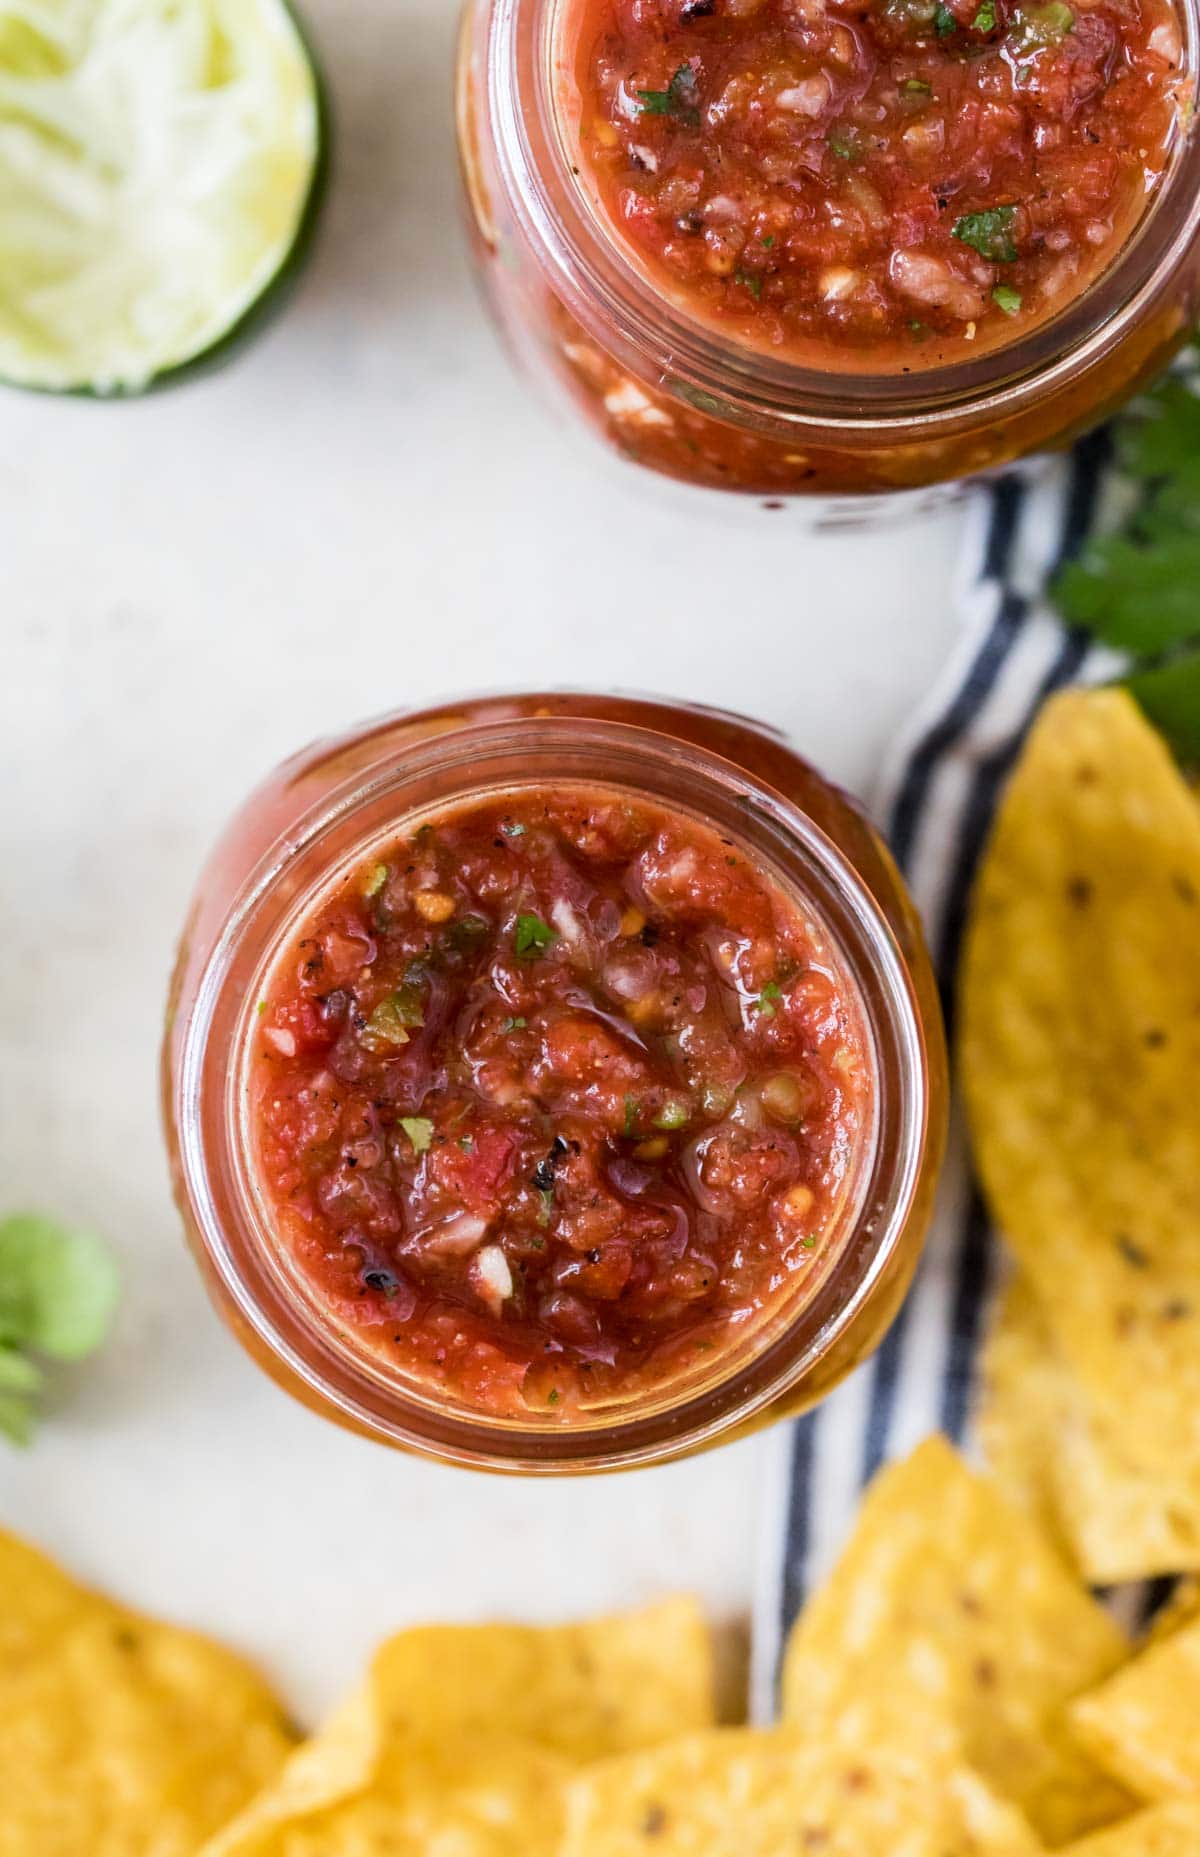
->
751, 430, 1127, 1720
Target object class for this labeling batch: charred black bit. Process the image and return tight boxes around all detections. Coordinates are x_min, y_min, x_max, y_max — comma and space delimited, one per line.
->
641, 1803, 668, 1837
680, 0, 716, 16
1163, 1299, 1192, 1321
1066, 875, 1093, 908
1115, 1233, 1151, 1269
586, 1248, 601, 1264
363, 1267, 402, 1296
640, 920, 661, 948
113, 1627, 140, 1653
532, 1135, 570, 1193
675, 210, 704, 234
1144, 1027, 1168, 1049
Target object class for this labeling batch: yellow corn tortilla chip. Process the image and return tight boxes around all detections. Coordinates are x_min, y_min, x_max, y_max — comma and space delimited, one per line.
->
959, 688, 1200, 1497
780, 1436, 1132, 1845
560, 1727, 1042, 1857
204, 1597, 714, 1857
207, 1733, 570, 1857
1069, 1618, 1200, 1802
370, 1593, 715, 1759
0, 1528, 294, 1857
1060, 1802, 1200, 1856
978, 1275, 1200, 1583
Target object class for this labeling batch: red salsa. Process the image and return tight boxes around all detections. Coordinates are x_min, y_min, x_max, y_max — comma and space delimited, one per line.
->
250, 787, 871, 1415
567, 0, 1183, 364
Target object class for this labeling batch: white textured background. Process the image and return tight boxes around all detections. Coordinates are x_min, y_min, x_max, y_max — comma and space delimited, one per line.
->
0, 0, 967, 1723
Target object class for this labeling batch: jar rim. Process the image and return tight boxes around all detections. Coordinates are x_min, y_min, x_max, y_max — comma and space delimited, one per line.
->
484, 0, 1200, 435
172, 699, 940, 1471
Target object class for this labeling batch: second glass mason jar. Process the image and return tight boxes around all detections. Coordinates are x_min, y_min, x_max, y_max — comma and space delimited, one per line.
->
456, 0, 1199, 498
163, 694, 946, 1472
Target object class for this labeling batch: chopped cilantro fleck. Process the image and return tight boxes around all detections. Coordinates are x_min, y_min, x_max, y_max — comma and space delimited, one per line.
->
537, 1185, 555, 1226
256, 999, 268, 1016
902, 76, 933, 94
952, 204, 1018, 262
637, 63, 701, 126
755, 980, 784, 1018
443, 914, 489, 954
653, 1099, 690, 1131
502, 821, 527, 836
458, 1135, 474, 1152
515, 913, 557, 958
971, 0, 997, 27
623, 1094, 640, 1136
934, 3, 957, 31
399, 1116, 434, 1155
547, 1387, 560, 1405
733, 269, 763, 300
501, 1015, 528, 1033
827, 128, 859, 161
761, 233, 775, 248
992, 284, 1023, 315
362, 862, 389, 898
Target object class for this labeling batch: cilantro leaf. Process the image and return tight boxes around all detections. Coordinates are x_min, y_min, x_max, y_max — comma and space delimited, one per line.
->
0, 1214, 118, 1447
934, 4, 958, 31
755, 980, 784, 1018
992, 284, 1022, 315
733, 268, 763, 300
902, 77, 933, 94
0, 1214, 119, 1360
952, 204, 1018, 262
1050, 364, 1200, 763
399, 1116, 435, 1155
971, 0, 997, 26
515, 913, 557, 958
637, 63, 701, 126
828, 128, 859, 160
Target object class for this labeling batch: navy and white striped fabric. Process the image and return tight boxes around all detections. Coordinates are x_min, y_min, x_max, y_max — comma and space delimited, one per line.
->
752, 434, 1125, 1719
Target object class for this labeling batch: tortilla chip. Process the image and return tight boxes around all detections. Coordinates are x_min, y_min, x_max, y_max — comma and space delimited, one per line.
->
207, 1734, 570, 1857
0, 1528, 294, 1857
1069, 1619, 1200, 1801
780, 1436, 1132, 1845
203, 1597, 714, 1857
370, 1594, 715, 1760
978, 1275, 1200, 1583
560, 1727, 1042, 1857
959, 688, 1200, 1499
1059, 1802, 1200, 1856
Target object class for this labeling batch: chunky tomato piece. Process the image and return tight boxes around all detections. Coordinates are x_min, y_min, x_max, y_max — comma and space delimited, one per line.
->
251, 786, 871, 1416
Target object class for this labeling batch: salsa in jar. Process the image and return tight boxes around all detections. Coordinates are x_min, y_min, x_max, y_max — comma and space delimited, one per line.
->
456, 0, 1198, 493
568, 0, 1184, 368
164, 692, 946, 1469
251, 787, 870, 1416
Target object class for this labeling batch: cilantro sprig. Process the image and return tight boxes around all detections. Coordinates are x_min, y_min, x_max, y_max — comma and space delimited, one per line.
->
1052, 367, 1200, 762
0, 1213, 119, 1446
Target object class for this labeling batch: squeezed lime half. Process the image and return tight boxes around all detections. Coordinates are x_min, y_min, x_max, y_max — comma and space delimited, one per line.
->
0, 0, 325, 394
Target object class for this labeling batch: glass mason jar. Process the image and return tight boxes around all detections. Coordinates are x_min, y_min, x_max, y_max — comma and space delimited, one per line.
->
163, 693, 947, 1472
455, 0, 1199, 498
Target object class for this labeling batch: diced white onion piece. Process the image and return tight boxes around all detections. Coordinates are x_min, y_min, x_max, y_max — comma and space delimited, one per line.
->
264, 1027, 296, 1057
820, 265, 860, 301
1149, 19, 1181, 58
603, 381, 673, 426
420, 1212, 490, 1256
474, 1244, 514, 1314
551, 898, 587, 945
889, 249, 983, 319
776, 74, 831, 115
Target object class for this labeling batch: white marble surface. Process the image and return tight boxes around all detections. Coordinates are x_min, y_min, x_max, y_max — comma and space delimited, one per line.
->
0, 0, 969, 1727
